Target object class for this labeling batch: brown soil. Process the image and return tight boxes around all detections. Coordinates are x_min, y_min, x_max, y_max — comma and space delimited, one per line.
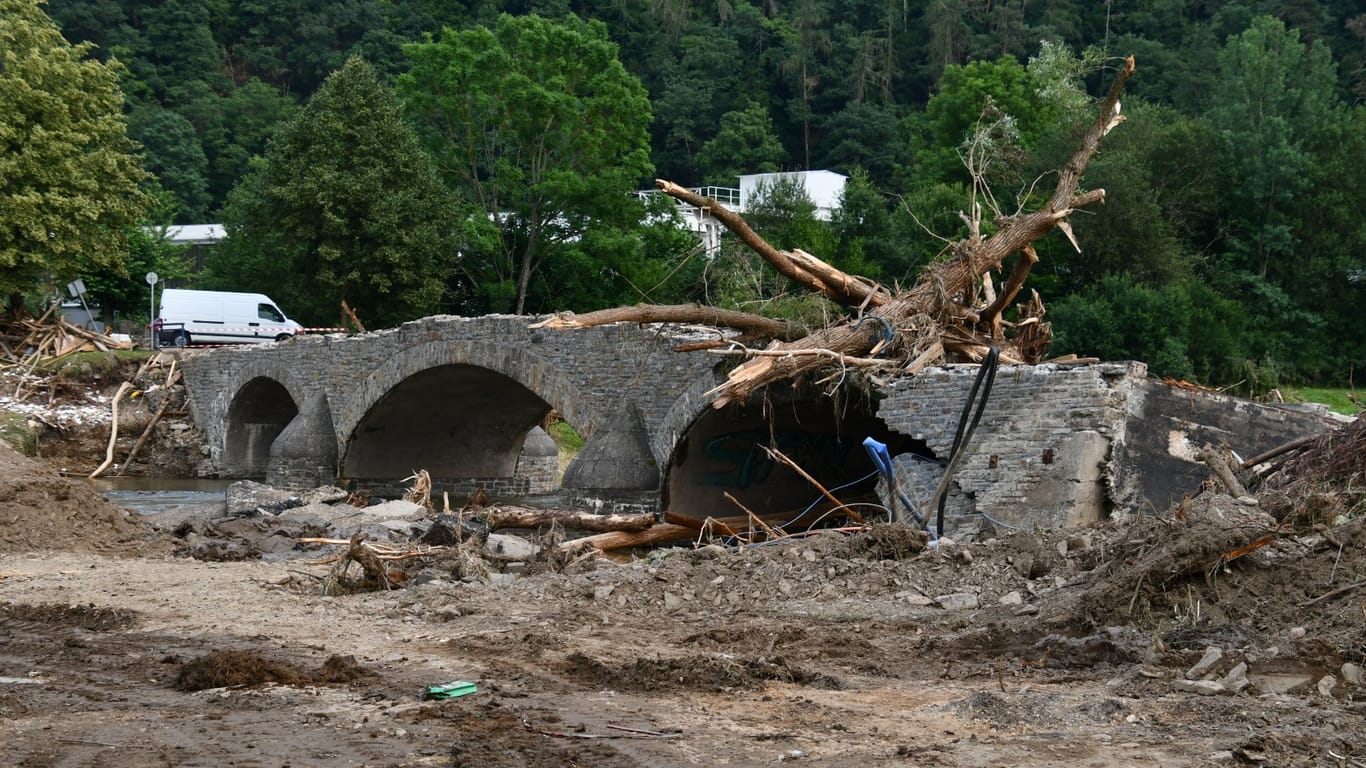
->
0, 385, 1363, 766
17, 354, 205, 478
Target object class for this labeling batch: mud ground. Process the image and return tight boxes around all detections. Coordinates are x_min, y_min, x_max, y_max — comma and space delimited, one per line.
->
1, 369, 1363, 767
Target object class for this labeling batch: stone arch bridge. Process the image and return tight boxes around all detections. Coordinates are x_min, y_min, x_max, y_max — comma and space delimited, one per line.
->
178, 315, 1334, 529
178, 315, 907, 518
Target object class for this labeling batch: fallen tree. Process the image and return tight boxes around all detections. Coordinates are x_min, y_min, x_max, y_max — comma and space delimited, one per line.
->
535, 57, 1135, 407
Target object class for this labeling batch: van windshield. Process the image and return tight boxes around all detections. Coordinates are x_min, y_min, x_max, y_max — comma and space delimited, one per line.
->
258, 304, 285, 322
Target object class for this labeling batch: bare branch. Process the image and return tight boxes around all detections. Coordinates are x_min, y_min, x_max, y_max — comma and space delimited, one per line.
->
656, 181, 889, 308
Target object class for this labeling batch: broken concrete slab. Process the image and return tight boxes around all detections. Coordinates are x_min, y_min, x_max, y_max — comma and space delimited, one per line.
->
1173, 679, 1226, 696
486, 533, 538, 560
934, 592, 980, 610
1186, 647, 1224, 679
1248, 673, 1313, 695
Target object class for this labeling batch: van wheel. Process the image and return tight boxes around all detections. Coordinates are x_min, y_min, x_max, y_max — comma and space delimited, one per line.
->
274, 333, 291, 342
173, 333, 190, 348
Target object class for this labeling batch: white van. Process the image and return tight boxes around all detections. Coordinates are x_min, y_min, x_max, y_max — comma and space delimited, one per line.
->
156, 289, 303, 347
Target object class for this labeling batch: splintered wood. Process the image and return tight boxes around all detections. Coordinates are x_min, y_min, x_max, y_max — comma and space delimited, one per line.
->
2, 307, 133, 369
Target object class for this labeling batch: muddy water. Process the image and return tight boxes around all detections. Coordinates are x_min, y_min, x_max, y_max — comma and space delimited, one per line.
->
86, 476, 233, 514
84, 480, 574, 516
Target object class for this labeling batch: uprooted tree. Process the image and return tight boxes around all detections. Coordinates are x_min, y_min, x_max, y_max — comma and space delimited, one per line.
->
535, 58, 1136, 408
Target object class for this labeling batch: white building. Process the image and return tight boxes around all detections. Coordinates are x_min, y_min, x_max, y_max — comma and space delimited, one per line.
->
641, 170, 847, 256
738, 170, 847, 221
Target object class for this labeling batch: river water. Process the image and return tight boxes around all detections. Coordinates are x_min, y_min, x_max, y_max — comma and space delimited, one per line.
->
87, 477, 233, 515
85, 478, 572, 516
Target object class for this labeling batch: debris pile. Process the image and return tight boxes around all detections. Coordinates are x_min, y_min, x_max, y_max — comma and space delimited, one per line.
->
1256, 416, 1366, 527
2, 305, 134, 374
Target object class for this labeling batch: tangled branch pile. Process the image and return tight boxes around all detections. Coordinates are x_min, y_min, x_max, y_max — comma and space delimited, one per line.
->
536, 58, 1135, 407
1256, 417, 1366, 527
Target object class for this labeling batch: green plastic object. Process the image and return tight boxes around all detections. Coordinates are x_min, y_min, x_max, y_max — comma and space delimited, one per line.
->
424, 681, 478, 700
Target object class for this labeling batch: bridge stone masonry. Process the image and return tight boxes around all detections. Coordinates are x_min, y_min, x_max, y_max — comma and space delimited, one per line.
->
176, 315, 1340, 536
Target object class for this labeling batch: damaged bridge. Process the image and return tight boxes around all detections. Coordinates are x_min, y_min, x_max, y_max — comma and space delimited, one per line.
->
177, 315, 1337, 535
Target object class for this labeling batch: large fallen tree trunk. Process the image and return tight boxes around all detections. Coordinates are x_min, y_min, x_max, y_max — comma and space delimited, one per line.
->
481, 506, 657, 533
537, 57, 1135, 408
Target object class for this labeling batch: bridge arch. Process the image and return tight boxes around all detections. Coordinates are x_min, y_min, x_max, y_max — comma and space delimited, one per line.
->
658, 379, 922, 523
336, 340, 595, 492
218, 360, 309, 478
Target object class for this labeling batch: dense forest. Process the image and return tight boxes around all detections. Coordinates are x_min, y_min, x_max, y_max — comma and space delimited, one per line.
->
4, 0, 1364, 391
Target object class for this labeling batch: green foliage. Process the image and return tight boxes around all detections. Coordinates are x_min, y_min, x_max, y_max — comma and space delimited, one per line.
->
533, 211, 702, 312
1049, 274, 1249, 384
546, 418, 583, 453
0, 0, 152, 307
78, 190, 195, 325
1207, 16, 1339, 280
24, 1, 1365, 387
699, 176, 842, 328
208, 57, 459, 328
401, 13, 655, 314
916, 56, 1052, 185
650, 28, 756, 185
1043, 100, 1214, 294
127, 105, 212, 221
1283, 388, 1362, 416
696, 101, 787, 186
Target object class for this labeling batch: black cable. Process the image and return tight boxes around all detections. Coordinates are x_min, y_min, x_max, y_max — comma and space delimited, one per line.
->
927, 346, 1000, 537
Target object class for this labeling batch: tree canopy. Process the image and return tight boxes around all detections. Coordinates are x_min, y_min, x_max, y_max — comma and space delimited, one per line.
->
399, 13, 655, 315
0, 0, 151, 309
21, 0, 1366, 387
207, 57, 459, 327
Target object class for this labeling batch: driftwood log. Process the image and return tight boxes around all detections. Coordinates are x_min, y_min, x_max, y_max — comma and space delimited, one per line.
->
560, 523, 698, 552
535, 57, 1136, 408
481, 506, 657, 533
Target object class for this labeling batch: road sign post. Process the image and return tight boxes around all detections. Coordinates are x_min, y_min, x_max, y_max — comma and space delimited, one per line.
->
146, 272, 159, 350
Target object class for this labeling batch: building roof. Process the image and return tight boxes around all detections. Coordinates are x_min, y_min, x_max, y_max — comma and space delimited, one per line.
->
159, 224, 225, 245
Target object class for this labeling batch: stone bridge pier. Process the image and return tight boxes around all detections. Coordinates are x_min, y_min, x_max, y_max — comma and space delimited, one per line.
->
178, 315, 1340, 532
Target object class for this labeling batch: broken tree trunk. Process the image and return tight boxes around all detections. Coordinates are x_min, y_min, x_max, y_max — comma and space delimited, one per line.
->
696, 57, 1133, 407
89, 381, 136, 479
533, 303, 802, 342
537, 58, 1135, 409
482, 506, 657, 533
560, 523, 697, 553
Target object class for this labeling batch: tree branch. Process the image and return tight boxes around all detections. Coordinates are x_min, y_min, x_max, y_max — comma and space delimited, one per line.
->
531, 303, 804, 342
655, 181, 889, 309
706, 57, 1136, 407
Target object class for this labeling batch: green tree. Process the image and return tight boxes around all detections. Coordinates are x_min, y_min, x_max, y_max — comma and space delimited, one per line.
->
650, 28, 753, 184
401, 13, 655, 314
774, 0, 831, 169
127, 105, 212, 221
0, 0, 151, 312
208, 57, 459, 328
915, 55, 1052, 186
78, 191, 195, 328
1045, 100, 1217, 294
696, 101, 787, 185
1207, 16, 1338, 281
